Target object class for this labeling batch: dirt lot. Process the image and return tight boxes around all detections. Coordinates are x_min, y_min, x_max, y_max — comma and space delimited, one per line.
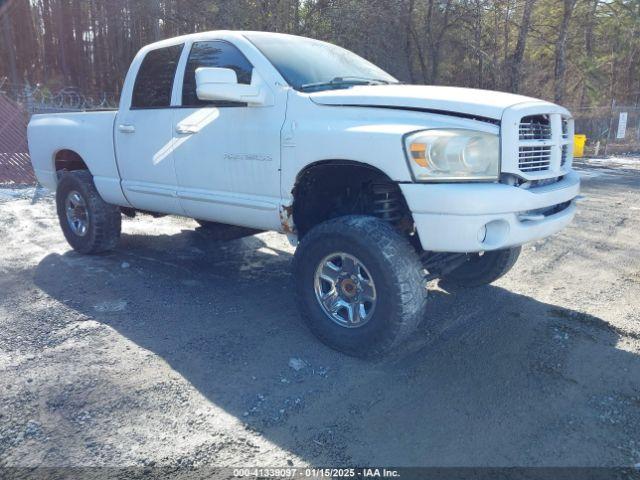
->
1, 159, 639, 470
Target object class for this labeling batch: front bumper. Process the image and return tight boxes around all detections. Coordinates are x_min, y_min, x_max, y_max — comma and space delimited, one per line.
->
400, 171, 581, 252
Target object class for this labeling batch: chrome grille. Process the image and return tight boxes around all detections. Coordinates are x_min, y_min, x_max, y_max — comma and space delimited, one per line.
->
519, 115, 552, 140
502, 108, 573, 179
561, 144, 568, 165
519, 146, 552, 172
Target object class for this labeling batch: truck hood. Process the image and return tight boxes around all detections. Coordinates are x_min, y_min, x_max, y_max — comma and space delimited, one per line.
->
309, 85, 553, 121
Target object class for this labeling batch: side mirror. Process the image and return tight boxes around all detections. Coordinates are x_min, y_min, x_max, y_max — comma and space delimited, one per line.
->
195, 67, 267, 106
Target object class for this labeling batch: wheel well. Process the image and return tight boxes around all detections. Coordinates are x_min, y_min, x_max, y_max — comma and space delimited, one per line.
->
54, 150, 88, 173
291, 161, 414, 238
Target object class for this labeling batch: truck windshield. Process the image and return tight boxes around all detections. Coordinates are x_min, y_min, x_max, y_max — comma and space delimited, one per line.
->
244, 33, 398, 92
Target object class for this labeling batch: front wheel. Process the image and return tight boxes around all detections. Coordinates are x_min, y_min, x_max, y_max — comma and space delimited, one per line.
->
440, 246, 521, 288
293, 216, 427, 358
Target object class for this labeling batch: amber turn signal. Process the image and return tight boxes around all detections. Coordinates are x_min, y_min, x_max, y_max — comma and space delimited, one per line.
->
409, 143, 428, 167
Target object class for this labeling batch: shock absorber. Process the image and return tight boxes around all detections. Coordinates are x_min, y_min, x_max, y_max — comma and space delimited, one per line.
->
371, 182, 403, 224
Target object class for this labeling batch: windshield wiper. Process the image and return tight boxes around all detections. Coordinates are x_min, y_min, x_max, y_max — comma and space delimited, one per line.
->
300, 76, 397, 92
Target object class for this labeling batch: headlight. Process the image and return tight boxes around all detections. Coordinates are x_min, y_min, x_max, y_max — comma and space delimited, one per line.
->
404, 129, 499, 181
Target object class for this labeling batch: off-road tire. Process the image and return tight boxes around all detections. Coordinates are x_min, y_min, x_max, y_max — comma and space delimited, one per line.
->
293, 215, 427, 358
56, 170, 121, 254
440, 246, 521, 288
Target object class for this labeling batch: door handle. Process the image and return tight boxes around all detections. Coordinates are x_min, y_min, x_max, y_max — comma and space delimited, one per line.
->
118, 124, 136, 134
175, 124, 198, 135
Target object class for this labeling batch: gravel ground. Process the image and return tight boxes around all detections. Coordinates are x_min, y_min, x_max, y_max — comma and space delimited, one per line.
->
0, 160, 639, 470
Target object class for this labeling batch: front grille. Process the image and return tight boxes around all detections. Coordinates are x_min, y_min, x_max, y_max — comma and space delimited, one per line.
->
519, 115, 552, 140
519, 146, 552, 172
562, 118, 569, 139
510, 112, 573, 176
503, 109, 573, 179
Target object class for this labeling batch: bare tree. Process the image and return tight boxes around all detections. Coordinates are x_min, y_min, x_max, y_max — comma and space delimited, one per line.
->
425, 0, 454, 84
405, 0, 416, 83
1, 0, 639, 109
1, 9, 19, 89
554, 0, 577, 103
508, 0, 535, 93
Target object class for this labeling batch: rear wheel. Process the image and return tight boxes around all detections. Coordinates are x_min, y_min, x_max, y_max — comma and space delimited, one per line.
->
294, 216, 427, 358
440, 246, 521, 287
56, 171, 121, 254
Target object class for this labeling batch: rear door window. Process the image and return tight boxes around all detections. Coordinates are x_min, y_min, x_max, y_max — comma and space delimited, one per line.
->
132, 44, 184, 109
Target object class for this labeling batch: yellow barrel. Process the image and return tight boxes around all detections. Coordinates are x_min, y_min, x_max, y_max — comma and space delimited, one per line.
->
574, 134, 587, 158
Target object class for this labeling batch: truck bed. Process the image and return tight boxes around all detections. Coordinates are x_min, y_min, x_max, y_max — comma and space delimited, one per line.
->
27, 110, 119, 194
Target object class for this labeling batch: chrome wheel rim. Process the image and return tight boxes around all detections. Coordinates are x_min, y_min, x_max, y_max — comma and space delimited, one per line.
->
313, 252, 377, 328
65, 190, 89, 237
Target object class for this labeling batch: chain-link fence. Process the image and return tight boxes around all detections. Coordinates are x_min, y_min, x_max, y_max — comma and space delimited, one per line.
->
571, 104, 640, 156
0, 78, 118, 184
0, 78, 119, 115
0, 93, 32, 184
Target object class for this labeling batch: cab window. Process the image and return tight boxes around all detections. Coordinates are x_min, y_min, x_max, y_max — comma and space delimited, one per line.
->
131, 44, 184, 109
182, 41, 254, 107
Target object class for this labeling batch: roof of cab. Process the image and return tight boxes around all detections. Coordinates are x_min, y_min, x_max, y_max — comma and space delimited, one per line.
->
140, 30, 310, 52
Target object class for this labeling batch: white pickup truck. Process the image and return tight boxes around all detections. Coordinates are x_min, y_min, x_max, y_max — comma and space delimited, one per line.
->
28, 31, 580, 357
